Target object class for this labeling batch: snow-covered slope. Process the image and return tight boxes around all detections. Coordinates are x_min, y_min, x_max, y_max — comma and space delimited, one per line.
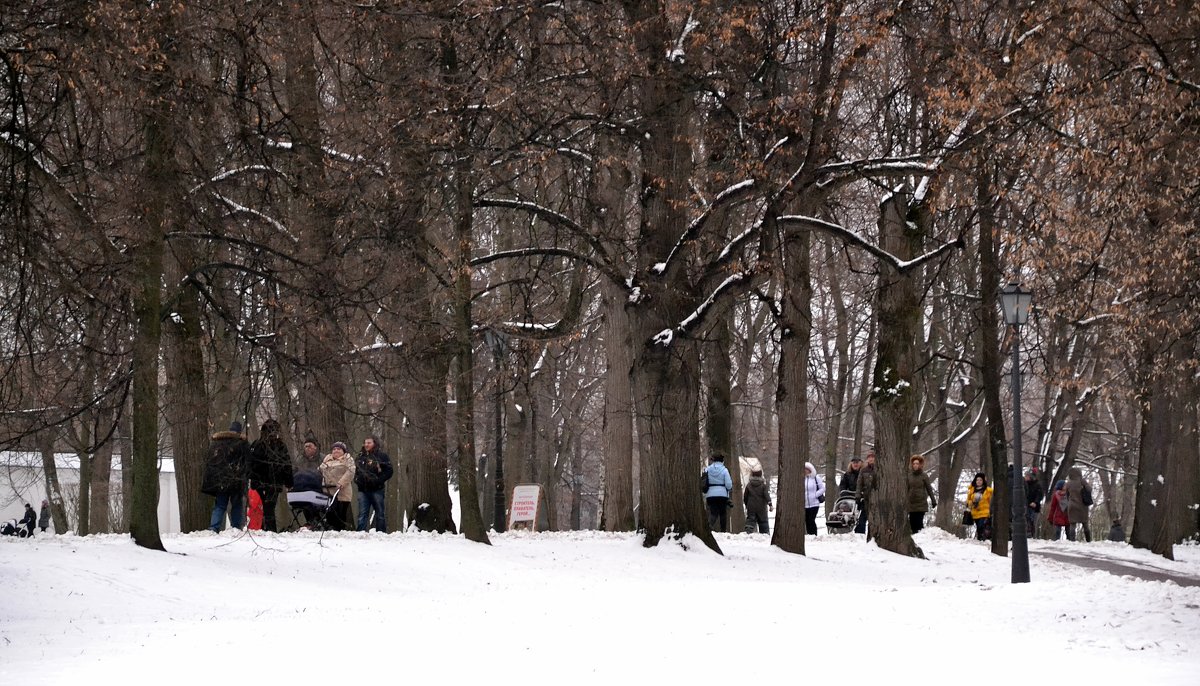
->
2, 530, 1197, 684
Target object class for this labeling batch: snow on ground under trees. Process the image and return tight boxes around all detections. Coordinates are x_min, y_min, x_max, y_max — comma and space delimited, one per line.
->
2, 530, 1198, 684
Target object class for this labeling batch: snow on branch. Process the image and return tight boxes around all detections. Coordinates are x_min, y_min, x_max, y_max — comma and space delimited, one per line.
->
656, 179, 757, 278
211, 193, 299, 244
775, 214, 963, 273
189, 165, 283, 194
913, 114, 974, 203
667, 11, 700, 63
651, 270, 754, 347
470, 247, 611, 277
475, 197, 625, 288
813, 156, 935, 192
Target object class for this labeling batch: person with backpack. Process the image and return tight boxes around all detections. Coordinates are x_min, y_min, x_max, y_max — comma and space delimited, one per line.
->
202, 421, 252, 532
702, 452, 734, 533
803, 462, 826, 536
1047, 480, 1070, 540
355, 436, 394, 533
1063, 467, 1093, 542
966, 472, 993, 541
743, 468, 772, 534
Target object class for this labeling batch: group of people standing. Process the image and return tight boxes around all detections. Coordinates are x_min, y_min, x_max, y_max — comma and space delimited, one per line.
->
708, 448, 1112, 544
201, 419, 394, 534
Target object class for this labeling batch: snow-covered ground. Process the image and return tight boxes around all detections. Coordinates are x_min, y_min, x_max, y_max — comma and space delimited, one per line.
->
2, 529, 1198, 684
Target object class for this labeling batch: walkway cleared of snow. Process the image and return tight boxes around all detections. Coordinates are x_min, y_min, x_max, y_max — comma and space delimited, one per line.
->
2, 530, 1197, 684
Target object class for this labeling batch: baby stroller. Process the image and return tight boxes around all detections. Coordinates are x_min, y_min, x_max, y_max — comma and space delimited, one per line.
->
1, 518, 29, 538
287, 469, 338, 531
825, 490, 860, 534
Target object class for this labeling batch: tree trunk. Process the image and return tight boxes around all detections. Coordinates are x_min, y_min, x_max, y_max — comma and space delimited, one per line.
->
772, 219, 813, 555
620, 1, 717, 553
89, 418, 114, 534
706, 303, 741, 533
164, 244, 211, 533
1131, 336, 1199, 559
38, 430, 69, 534
867, 193, 927, 558
823, 240, 852, 512
601, 278, 636, 531
977, 168, 1009, 557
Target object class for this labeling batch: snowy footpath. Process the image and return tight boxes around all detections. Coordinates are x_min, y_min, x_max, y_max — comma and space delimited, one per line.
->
3, 529, 1198, 685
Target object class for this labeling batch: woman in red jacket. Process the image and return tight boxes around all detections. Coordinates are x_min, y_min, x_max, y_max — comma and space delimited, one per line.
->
1047, 480, 1070, 540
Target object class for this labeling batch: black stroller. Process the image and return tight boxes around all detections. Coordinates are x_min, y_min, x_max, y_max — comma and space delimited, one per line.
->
825, 490, 861, 534
1, 518, 30, 538
287, 469, 338, 531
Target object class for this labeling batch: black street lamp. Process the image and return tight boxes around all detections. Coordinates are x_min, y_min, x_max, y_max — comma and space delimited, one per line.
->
1000, 282, 1033, 584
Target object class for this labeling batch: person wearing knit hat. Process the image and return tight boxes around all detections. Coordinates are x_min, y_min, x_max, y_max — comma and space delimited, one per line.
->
319, 441, 356, 531
295, 431, 321, 472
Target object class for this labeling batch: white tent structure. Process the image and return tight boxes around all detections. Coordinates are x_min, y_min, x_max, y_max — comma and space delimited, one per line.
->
0, 451, 180, 534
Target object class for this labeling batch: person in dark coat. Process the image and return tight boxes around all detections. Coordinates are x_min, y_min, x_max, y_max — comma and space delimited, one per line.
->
1024, 468, 1044, 535
743, 468, 772, 534
355, 436, 394, 533
853, 451, 876, 534
906, 455, 936, 534
202, 421, 252, 532
1107, 519, 1125, 543
38, 499, 50, 533
839, 456, 862, 497
20, 503, 36, 537
249, 419, 294, 532
295, 433, 322, 473
1063, 466, 1092, 542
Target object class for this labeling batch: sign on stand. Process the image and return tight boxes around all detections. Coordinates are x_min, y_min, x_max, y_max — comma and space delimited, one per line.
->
508, 483, 549, 531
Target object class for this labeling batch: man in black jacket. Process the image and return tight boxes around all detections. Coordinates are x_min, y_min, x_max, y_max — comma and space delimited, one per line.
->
250, 419, 294, 532
202, 421, 252, 532
20, 503, 36, 537
1024, 468, 1044, 536
355, 436, 394, 532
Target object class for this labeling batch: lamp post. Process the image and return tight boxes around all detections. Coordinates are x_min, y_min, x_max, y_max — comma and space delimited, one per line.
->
1000, 282, 1033, 584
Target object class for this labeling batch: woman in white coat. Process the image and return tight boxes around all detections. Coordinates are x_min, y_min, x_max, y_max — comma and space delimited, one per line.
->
804, 461, 826, 535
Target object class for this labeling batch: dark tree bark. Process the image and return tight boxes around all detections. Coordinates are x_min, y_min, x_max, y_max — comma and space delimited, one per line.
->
868, 192, 927, 558
772, 219, 813, 555
976, 167, 1009, 557
164, 243, 211, 533
706, 303, 741, 533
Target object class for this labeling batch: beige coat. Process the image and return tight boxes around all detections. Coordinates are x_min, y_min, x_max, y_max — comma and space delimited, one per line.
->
320, 453, 356, 502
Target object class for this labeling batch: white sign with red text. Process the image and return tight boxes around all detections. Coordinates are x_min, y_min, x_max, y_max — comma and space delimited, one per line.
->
508, 484, 545, 531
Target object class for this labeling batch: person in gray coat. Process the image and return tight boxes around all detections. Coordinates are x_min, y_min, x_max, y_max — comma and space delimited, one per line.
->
743, 469, 772, 534
1063, 466, 1093, 542
38, 499, 50, 533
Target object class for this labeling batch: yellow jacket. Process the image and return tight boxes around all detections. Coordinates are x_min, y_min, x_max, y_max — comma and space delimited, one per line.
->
967, 485, 993, 519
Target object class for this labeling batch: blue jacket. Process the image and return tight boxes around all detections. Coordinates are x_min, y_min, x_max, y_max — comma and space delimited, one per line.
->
703, 462, 733, 498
